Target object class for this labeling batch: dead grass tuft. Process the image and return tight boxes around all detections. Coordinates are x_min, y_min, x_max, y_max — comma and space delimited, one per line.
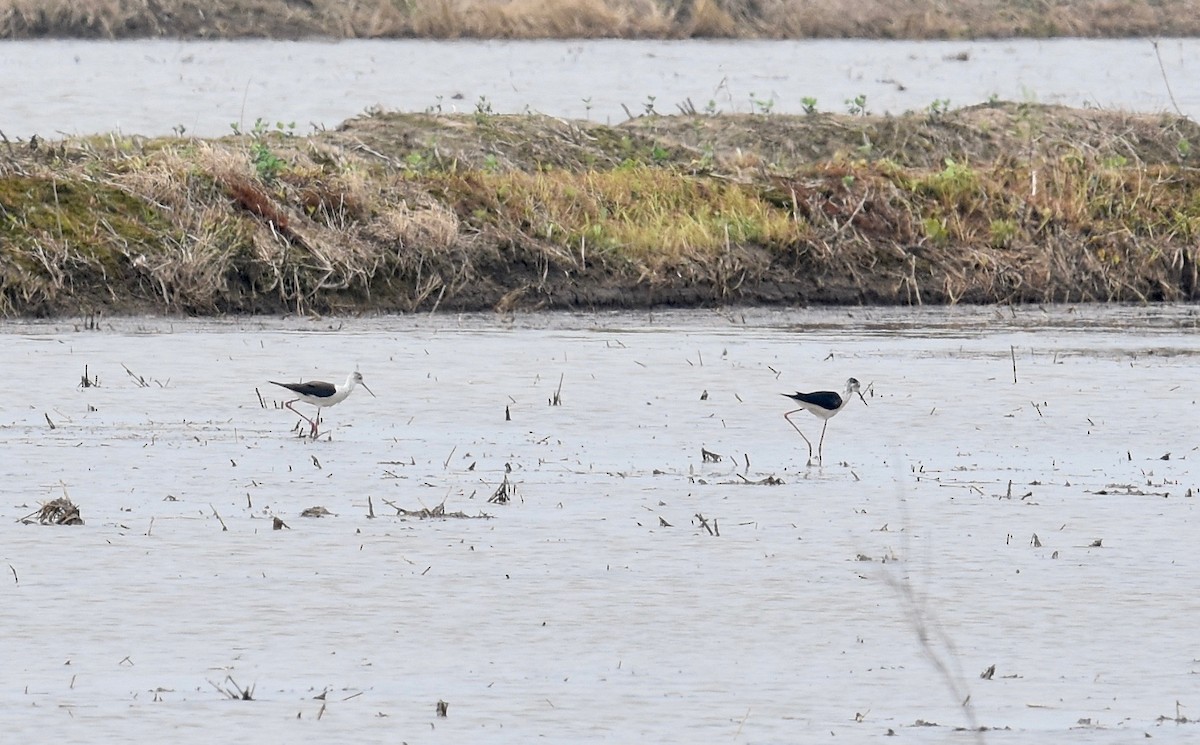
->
29, 496, 84, 525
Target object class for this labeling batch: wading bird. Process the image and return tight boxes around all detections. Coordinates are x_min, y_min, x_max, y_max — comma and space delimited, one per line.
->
271, 371, 375, 438
782, 377, 866, 463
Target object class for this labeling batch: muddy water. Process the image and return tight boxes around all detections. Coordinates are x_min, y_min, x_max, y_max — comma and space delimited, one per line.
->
2, 305, 1199, 743
2, 38, 1197, 137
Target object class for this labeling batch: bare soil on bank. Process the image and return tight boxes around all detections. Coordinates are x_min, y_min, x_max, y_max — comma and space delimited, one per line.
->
4, 0, 1200, 40
2, 102, 1200, 317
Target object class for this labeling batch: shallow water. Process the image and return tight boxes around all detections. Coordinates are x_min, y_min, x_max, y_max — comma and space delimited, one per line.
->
1, 305, 1198, 742
1, 38, 1197, 137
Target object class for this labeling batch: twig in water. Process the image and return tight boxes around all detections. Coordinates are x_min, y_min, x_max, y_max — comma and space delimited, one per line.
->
122, 363, 150, 388
1152, 40, 1184, 117
44, 413, 55, 430
701, 447, 722, 463
1010, 345, 1017, 384
208, 676, 254, 700
549, 373, 563, 406
210, 504, 228, 531
367, 495, 375, 519
488, 474, 516, 504
8, 564, 17, 584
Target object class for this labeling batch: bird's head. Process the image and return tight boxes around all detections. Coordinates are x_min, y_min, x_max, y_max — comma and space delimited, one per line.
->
847, 377, 868, 406
351, 371, 376, 397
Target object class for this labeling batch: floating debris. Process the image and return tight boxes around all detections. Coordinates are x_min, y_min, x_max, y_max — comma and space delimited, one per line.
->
300, 506, 334, 518
23, 497, 84, 526
383, 499, 491, 520
726, 474, 784, 486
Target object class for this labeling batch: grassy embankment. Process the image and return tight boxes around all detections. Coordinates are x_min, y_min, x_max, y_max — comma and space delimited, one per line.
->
2, 102, 1199, 317
5, 0, 1200, 39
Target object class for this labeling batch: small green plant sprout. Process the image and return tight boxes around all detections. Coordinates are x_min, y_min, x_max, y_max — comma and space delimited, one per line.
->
704, 99, 719, 116
749, 92, 775, 115
1101, 154, 1129, 169
927, 99, 951, 117
989, 218, 1019, 248
845, 94, 868, 116
1178, 138, 1192, 159
403, 151, 426, 172
642, 95, 658, 117
274, 121, 297, 137
251, 142, 285, 184
920, 158, 979, 204
474, 96, 495, 125
801, 97, 818, 115
922, 216, 950, 244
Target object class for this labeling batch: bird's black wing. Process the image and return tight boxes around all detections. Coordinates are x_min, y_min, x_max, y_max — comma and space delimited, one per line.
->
783, 390, 844, 410
271, 380, 337, 398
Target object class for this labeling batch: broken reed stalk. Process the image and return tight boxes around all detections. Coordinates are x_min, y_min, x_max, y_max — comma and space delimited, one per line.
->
488, 473, 516, 504
122, 363, 150, 388
210, 503, 228, 531
882, 485, 983, 741
1010, 345, 1017, 384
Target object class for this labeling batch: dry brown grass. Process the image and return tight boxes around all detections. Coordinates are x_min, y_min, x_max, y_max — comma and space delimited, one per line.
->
3, 103, 1200, 316
4, 0, 1200, 39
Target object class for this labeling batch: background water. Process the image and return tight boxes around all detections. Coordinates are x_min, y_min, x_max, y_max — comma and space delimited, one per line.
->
2, 305, 1198, 743
1, 37, 1197, 138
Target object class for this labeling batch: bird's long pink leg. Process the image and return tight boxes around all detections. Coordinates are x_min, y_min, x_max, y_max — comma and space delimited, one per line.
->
783, 410, 814, 459
285, 400, 317, 433
817, 421, 829, 463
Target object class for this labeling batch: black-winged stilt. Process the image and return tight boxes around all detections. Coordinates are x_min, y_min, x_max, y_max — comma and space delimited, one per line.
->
782, 377, 866, 462
271, 372, 375, 438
